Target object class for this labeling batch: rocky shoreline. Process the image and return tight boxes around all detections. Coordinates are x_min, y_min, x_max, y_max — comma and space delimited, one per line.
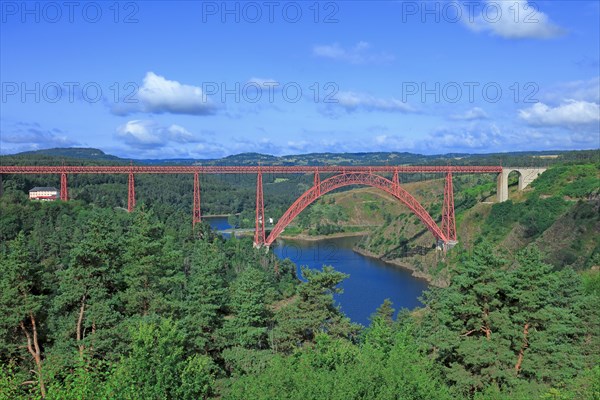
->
229, 225, 445, 287
352, 246, 445, 287
278, 231, 369, 241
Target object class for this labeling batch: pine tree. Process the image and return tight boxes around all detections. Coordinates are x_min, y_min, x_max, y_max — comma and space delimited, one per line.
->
507, 247, 588, 384
223, 266, 274, 349
374, 298, 395, 324
365, 299, 396, 353
420, 243, 593, 396
0, 232, 47, 397
420, 242, 514, 394
50, 211, 125, 365
121, 211, 181, 317
273, 266, 359, 352
102, 317, 216, 399
183, 240, 227, 353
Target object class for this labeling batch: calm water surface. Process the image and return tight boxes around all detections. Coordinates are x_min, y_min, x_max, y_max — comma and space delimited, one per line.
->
204, 216, 429, 326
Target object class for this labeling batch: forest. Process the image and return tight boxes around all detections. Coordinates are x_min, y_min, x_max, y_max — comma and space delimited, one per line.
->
0, 187, 598, 399
0, 149, 599, 399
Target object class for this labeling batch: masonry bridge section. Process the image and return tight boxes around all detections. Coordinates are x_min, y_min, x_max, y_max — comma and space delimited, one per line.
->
0, 164, 547, 249
496, 167, 547, 203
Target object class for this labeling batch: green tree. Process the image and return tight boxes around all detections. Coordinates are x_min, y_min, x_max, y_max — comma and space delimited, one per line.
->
222, 267, 274, 349
225, 328, 453, 400
419, 243, 594, 397
420, 242, 513, 394
45, 359, 104, 400
273, 266, 359, 353
0, 362, 33, 400
182, 240, 227, 353
364, 299, 396, 353
507, 248, 589, 384
103, 317, 215, 399
373, 298, 395, 324
178, 354, 217, 400
121, 211, 181, 317
0, 232, 47, 397
50, 211, 125, 367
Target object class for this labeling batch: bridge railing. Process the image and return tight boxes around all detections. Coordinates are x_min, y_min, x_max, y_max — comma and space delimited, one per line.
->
0, 165, 503, 174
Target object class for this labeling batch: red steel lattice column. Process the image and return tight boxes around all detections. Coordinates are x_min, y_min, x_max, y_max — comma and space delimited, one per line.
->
441, 171, 457, 243
128, 171, 135, 212
392, 168, 400, 196
254, 170, 266, 247
193, 172, 201, 227
314, 168, 321, 196
60, 173, 68, 201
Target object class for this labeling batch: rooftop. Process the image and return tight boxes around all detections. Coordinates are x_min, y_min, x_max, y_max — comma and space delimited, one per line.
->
29, 187, 58, 192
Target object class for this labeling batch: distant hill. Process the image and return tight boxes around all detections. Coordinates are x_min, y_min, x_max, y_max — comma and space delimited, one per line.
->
4, 148, 200, 166
13, 148, 124, 161
2, 147, 598, 167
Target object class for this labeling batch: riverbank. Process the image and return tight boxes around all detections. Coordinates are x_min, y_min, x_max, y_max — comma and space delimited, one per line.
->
279, 230, 369, 241
280, 231, 444, 287
352, 246, 445, 287
212, 216, 441, 287
270, 233, 429, 324
205, 215, 430, 324
224, 229, 371, 241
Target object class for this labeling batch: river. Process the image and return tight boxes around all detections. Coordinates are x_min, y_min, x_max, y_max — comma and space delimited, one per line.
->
204, 216, 429, 326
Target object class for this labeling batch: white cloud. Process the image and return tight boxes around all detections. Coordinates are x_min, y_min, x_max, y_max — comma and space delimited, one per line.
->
116, 120, 203, 149
417, 121, 600, 154
286, 140, 311, 152
0, 122, 79, 153
246, 77, 280, 90
518, 100, 600, 126
372, 134, 416, 150
112, 72, 217, 116
329, 91, 415, 114
116, 120, 163, 147
312, 42, 394, 64
449, 107, 489, 120
463, 0, 565, 39
541, 77, 600, 103
107, 142, 228, 160
113, 121, 229, 158
425, 124, 505, 152
165, 124, 197, 142
268, 122, 599, 155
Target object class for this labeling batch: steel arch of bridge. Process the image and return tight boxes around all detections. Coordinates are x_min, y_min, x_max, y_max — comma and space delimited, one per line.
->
264, 172, 447, 246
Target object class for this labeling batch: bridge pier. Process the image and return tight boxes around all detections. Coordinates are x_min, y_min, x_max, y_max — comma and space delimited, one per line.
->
128, 172, 135, 212
253, 242, 270, 252
254, 170, 266, 247
60, 173, 68, 201
441, 171, 457, 243
193, 172, 201, 227
496, 167, 546, 202
439, 239, 458, 251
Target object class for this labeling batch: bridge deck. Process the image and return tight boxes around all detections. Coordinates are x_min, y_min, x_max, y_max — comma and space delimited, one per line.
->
0, 165, 503, 174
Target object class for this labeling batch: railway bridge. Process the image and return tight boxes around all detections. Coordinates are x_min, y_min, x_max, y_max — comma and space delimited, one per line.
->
0, 165, 545, 249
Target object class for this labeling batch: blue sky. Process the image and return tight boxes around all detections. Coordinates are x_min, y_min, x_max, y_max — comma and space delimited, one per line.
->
1, 0, 599, 158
